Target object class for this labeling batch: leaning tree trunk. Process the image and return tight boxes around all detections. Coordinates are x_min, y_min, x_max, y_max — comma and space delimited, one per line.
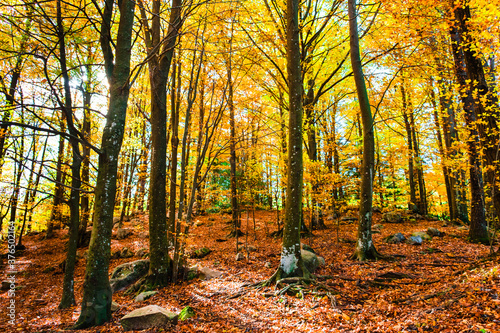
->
73, 0, 135, 328
56, 0, 85, 309
349, 0, 380, 261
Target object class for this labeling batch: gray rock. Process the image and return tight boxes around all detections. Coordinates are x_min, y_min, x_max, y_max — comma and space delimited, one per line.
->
191, 247, 211, 258
412, 231, 432, 241
121, 247, 134, 258
302, 250, 321, 273
117, 228, 132, 240
179, 306, 195, 321
138, 231, 149, 239
130, 219, 141, 226
427, 227, 444, 237
120, 305, 178, 331
300, 243, 316, 254
111, 250, 122, 260
134, 291, 157, 302
317, 256, 326, 267
408, 203, 419, 213
384, 233, 406, 244
408, 236, 423, 245
382, 211, 403, 223
135, 248, 148, 258
110, 259, 150, 293
247, 245, 258, 252
111, 301, 120, 312
235, 253, 245, 261
190, 265, 223, 280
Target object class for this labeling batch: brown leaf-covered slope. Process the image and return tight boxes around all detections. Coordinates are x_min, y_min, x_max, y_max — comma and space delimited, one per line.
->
1, 211, 499, 332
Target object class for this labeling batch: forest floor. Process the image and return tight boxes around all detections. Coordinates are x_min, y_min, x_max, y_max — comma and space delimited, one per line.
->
1, 210, 499, 332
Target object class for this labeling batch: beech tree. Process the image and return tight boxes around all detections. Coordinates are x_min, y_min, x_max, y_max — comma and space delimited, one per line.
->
349, 0, 380, 260
74, 0, 136, 328
274, 0, 309, 280
138, 0, 183, 286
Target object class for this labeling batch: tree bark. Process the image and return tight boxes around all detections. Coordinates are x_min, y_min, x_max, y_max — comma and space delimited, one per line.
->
349, 0, 380, 261
452, 2, 500, 225
276, 0, 309, 279
73, 0, 135, 328
449, 21, 488, 243
139, 0, 183, 285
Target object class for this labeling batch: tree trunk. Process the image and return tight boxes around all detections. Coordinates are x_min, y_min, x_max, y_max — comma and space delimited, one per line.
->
139, 0, 183, 285
349, 0, 380, 261
276, 0, 309, 279
304, 80, 326, 229
73, 0, 135, 327
452, 3, 500, 223
0, 4, 32, 168
18, 134, 36, 248
46, 119, 66, 239
79, 75, 92, 245
449, 21, 488, 243
228, 47, 241, 237
168, 53, 180, 245
55, 0, 84, 309
401, 84, 417, 213
10, 125, 25, 233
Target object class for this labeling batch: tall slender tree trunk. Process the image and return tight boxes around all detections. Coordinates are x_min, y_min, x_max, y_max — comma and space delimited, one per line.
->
450, 21, 488, 243
46, 119, 66, 239
168, 52, 180, 245
275, 0, 309, 280
304, 80, 325, 229
0, 4, 32, 169
18, 134, 36, 248
349, 0, 380, 261
228, 47, 241, 237
401, 84, 418, 212
10, 124, 25, 234
409, 110, 427, 215
79, 80, 92, 245
138, 0, 183, 285
56, 0, 85, 309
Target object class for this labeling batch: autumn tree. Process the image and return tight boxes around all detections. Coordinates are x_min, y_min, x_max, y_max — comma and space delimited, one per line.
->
349, 0, 380, 260
74, 0, 136, 328
273, 0, 309, 280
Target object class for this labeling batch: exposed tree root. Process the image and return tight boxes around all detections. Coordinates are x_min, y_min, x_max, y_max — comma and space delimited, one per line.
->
233, 267, 339, 300
269, 229, 283, 238
226, 228, 245, 238
350, 245, 385, 261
